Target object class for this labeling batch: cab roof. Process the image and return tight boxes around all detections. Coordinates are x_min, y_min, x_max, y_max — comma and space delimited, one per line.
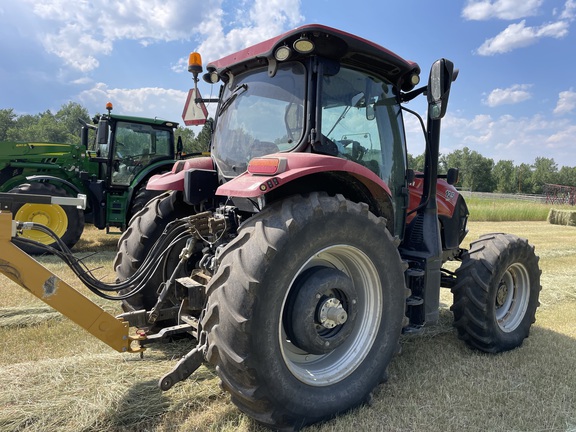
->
109, 114, 179, 129
207, 24, 421, 91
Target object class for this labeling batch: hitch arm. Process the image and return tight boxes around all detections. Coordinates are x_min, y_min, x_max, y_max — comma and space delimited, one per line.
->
0, 211, 144, 353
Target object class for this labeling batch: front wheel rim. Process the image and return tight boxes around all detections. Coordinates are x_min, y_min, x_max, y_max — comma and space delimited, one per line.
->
495, 262, 530, 332
280, 244, 382, 386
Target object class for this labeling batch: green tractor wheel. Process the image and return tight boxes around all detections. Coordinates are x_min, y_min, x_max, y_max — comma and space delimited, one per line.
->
9, 183, 85, 254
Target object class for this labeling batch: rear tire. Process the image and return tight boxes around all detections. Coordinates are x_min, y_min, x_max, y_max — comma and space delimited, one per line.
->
114, 191, 194, 312
9, 182, 84, 254
127, 185, 163, 223
201, 193, 407, 429
451, 233, 541, 353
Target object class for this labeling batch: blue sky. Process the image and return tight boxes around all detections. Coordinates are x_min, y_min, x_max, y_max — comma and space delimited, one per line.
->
1, 0, 575, 167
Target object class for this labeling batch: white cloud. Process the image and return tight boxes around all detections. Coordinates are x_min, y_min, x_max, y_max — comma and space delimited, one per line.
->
78, 83, 187, 122
171, 57, 189, 74
462, 0, 543, 20
476, 19, 569, 55
546, 124, 576, 148
484, 84, 532, 106
23, 0, 302, 73
559, 0, 576, 20
44, 26, 113, 72
437, 112, 576, 166
554, 89, 576, 114
195, 0, 303, 64
24, 0, 210, 72
71, 77, 93, 85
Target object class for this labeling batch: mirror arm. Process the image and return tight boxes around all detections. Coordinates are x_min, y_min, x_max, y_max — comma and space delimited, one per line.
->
401, 85, 427, 103
195, 97, 220, 104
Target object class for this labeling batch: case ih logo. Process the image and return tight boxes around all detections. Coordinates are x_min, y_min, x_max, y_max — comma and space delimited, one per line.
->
445, 190, 455, 201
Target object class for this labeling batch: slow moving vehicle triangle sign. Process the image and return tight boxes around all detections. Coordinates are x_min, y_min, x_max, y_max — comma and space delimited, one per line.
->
182, 88, 208, 126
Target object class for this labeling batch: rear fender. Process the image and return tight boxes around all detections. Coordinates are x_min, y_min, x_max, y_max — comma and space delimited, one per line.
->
24, 175, 83, 196
147, 156, 215, 191
216, 153, 392, 198
130, 159, 177, 191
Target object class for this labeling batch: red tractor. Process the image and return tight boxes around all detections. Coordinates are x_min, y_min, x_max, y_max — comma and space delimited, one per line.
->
112, 24, 541, 429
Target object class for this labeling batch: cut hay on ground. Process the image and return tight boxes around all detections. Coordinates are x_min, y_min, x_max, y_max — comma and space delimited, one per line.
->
0, 306, 61, 329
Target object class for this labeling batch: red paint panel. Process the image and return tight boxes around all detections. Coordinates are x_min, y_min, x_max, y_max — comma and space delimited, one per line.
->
147, 157, 214, 191
406, 176, 460, 221
216, 153, 392, 198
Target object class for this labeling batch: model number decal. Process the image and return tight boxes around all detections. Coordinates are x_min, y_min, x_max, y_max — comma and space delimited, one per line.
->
445, 190, 455, 201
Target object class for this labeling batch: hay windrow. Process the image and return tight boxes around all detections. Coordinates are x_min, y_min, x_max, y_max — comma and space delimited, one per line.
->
0, 306, 62, 328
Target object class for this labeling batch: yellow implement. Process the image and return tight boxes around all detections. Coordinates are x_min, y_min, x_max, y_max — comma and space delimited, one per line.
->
0, 211, 144, 353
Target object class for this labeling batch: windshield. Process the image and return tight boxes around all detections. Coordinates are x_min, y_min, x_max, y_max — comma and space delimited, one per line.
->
212, 62, 306, 177
110, 121, 173, 186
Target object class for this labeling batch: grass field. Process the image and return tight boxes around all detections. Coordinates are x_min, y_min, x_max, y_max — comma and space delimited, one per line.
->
465, 195, 574, 221
1, 207, 575, 431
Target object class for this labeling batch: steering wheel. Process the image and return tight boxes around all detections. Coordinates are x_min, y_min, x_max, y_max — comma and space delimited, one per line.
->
340, 139, 366, 162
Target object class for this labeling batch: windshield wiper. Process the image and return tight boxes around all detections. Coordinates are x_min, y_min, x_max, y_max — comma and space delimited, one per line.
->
218, 84, 248, 116
326, 105, 351, 137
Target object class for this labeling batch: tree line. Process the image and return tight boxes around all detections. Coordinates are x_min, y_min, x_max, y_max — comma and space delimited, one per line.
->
2, 103, 574, 194
0, 102, 209, 155
410, 147, 576, 194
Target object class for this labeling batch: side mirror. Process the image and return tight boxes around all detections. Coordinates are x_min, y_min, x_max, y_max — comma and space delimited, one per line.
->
446, 167, 459, 185
97, 118, 110, 145
427, 59, 458, 120
366, 100, 375, 121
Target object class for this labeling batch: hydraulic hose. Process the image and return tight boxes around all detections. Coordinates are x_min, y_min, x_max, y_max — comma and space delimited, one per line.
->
12, 218, 195, 301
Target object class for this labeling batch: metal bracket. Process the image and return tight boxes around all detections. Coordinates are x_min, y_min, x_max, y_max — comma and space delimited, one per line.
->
0, 192, 87, 211
158, 344, 206, 391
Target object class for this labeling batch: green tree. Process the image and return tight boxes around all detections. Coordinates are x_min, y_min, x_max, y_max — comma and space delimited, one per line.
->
0, 108, 16, 141
493, 160, 516, 193
193, 118, 213, 152
407, 152, 425, 171
557, 166, 576, 187
7, 110, 68, 143
444, 147, 494, 192
6, 113, 36, 141
515, 163, 534, 194
7, 111, 54, 142
55, 102, 91, 142
174, 126, 196, 155
531, 157, 558, 194
5, 103, 90, 144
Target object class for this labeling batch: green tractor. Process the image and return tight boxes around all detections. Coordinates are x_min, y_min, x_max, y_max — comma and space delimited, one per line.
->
0, 103, 183, 253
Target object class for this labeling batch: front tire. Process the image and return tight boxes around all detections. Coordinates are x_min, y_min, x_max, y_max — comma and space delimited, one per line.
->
451, 233, 541, 353
201, 193, 407, 429
9, 182, 85, 254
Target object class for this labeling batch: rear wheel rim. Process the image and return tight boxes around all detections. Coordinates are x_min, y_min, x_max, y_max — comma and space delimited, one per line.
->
280, 244, 382, 386
15, 203, 68, 244
495, 263, 530, 332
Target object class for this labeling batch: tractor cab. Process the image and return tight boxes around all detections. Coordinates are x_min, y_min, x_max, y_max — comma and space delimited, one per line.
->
93, 103, 178, 188
173, 25, 430, 239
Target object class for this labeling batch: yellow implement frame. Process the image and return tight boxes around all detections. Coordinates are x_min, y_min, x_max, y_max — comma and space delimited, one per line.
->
0, 211, 144, 353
